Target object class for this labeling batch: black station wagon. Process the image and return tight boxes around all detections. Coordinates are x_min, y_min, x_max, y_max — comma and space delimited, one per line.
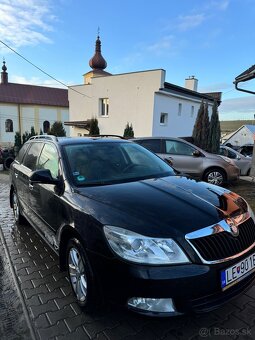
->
9, 135, 255, 316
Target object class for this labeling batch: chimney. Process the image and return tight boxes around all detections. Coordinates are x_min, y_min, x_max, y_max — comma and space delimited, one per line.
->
185, 76, 198, 91
1, 60, 8, 85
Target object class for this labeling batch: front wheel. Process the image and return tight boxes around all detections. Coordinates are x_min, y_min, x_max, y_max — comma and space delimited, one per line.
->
12, 190, 26, 225
66, 238, 102, 311
203, 168, 226, 186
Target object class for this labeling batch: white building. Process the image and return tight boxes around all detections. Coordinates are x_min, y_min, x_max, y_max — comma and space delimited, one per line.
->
67, 36, 221, 138
223, 125, 255, 147
0, 61, 69, 147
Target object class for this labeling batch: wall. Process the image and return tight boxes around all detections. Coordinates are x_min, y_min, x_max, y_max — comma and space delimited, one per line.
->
152, 91, 213, 137
0, 104, 19, 146
225, 126, 255, 146
0, 103, 70, 146
68, 69, 165, 137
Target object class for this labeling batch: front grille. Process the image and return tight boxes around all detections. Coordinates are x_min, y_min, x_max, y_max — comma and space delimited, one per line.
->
189, 218, 255, 261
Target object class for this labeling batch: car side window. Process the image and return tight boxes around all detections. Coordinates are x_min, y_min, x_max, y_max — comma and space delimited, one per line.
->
227, 149, 237, 159
16, 143, 30, 163
138, 139, 161, 153
37, 143, 59, 179
166, 140, 195, 156
23, 142, 43, 171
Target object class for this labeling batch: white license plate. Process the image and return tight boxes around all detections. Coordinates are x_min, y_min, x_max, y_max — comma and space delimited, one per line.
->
221, 252, 255, 291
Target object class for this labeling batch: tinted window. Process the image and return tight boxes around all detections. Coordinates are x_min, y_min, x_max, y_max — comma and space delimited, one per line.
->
23, 142, 43, 171
16, 143, 30, 163
166, 140, 195, 156
137, 139, 161, 153
37, 143, 59, 178
64, 142, 174, 186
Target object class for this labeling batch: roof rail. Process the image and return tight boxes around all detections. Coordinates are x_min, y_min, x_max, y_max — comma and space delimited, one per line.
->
90, 134, 127, 140
28, 135, 58, 142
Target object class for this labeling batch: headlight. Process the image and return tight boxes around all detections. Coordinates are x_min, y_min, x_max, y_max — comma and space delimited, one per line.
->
103, 225, 190, 264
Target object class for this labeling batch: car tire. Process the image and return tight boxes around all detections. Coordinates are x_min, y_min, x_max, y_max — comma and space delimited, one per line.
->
12, 190, 26, 225
203, 168, 226, 186
66, 238, 103, 311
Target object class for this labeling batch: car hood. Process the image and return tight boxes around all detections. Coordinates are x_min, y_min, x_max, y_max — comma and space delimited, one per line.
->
75, 175, 248, 238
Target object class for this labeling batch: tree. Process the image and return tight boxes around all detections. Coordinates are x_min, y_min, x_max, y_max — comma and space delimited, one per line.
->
207, 101, 221, 154
22, 131, 30, 144
89, 117, 100, 135
123, 123, 134, 138
14, 131, 22, 153
192, 100, 210, 150
192, 100, 204, 148
201, 102, 210, 150
49, 121, 66, 137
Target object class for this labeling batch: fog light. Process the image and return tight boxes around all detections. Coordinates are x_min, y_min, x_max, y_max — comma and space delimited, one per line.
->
127, 297, 179, 314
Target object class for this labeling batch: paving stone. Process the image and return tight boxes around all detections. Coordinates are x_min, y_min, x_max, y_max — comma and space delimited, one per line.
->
103, 321, 135, 340
46, 277, 70, 292
35, 314, 51, 329
84, 318, 122, 339
23, 284, 49, 299
233, 303, 255, 326
37, 320, 70, 339
47, 305, 76, 325
57, 326, 90, 340
232, 294, 255, 310
30, 300, 58, 319
25, 295, 41, 307
53, 294, 76, 309
64, 313, 99, 332
122, 327, 157, 340
20, 279, 34, 290
38, 288, 67, 304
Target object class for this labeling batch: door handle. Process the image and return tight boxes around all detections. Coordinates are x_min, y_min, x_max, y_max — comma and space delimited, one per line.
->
29, 181, 34, 190
14, 172, 18, 178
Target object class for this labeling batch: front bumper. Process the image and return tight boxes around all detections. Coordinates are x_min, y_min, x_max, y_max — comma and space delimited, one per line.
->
87, 246, 255, 316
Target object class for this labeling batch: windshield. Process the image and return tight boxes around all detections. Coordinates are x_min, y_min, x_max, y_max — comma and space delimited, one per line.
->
64, 141, 175, 186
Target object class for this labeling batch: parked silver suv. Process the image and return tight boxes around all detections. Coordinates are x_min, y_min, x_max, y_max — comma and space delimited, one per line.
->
133, 137, 240, 185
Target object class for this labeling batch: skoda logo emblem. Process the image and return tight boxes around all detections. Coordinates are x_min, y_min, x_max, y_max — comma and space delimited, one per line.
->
229, 220, 239, 237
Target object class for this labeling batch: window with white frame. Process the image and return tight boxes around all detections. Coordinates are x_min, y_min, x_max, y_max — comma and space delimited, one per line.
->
99, 98, 109, 116
160, 113, 168, 125
191, 106, 194, 117
178, 103, 182, 116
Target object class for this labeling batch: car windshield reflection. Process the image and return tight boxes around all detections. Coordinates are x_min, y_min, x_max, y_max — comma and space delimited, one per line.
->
64, 142, 175, 186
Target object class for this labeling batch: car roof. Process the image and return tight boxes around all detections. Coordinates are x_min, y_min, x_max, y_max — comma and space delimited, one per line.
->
28, 135, 130, 146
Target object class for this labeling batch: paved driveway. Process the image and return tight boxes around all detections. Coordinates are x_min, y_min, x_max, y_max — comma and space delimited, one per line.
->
0, 171, 254, 340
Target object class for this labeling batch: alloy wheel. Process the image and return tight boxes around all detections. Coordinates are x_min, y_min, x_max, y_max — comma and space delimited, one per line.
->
13, 192, 19, 222
207, 171, 224, 185
68, 247, 88, 303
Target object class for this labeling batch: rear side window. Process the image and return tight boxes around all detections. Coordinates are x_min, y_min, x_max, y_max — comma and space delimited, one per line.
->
137, 139, 161, 153
16, 143, 30, 163
37, 143, 59, 179
23, 142, 43, 171
165, 140, 195, 156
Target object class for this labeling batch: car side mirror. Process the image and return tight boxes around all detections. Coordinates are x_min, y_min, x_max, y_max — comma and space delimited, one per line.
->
192, 150, 201, 157
30, 169, 60, 185
236, 155, 241, 160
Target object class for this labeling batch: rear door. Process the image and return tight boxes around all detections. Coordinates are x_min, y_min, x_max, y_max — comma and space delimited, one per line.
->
29, 142, 61, 243
159, 139, 204, 177
16, 142, 43, 218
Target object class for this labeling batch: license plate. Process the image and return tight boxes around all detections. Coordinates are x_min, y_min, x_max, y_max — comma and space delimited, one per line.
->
221, 252, 255, 291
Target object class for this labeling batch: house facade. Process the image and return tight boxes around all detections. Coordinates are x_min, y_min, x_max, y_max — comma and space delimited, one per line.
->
67, 36, 221, 138
0, 61, 69, 147
222, 125, 255, 147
